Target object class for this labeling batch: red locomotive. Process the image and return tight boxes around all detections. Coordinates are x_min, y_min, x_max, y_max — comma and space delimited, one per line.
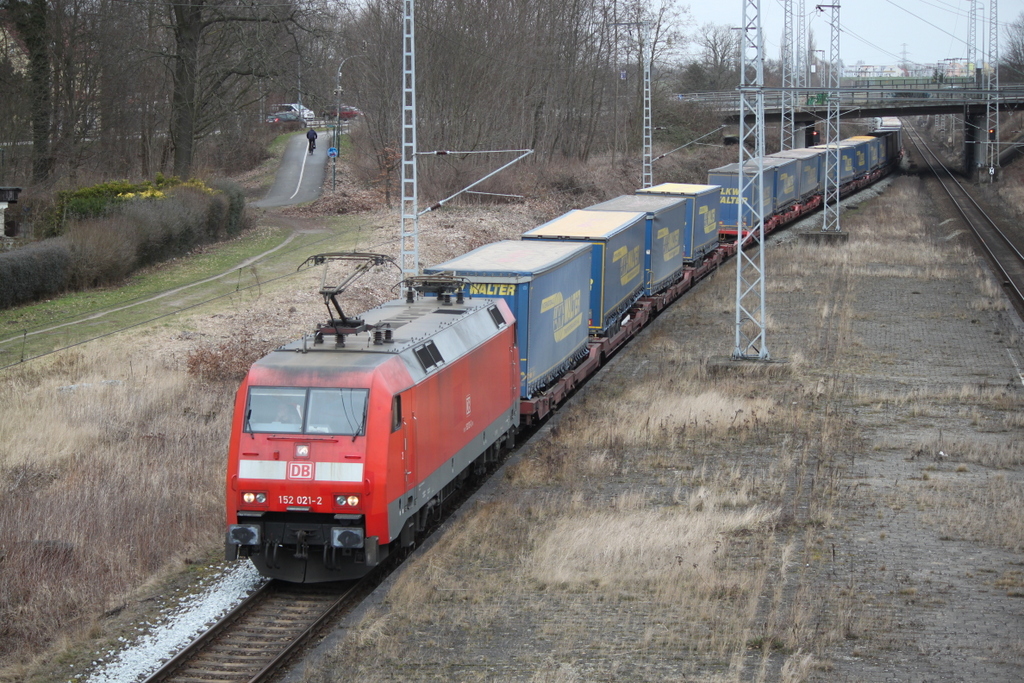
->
225, 255, 519, 582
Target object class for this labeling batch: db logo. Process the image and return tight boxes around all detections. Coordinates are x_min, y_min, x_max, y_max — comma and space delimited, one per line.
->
287, 462, 314, 480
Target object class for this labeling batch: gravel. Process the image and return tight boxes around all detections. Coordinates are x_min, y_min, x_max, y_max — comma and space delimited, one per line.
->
81, 563, 264, 683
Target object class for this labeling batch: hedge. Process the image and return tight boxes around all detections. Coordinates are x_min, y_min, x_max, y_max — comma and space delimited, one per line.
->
0, 179, 249, 310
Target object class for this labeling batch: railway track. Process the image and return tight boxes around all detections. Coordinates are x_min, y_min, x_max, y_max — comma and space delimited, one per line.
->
143, 579, 370, 683
904, 123, 1024, 315
138, 131, 909, 683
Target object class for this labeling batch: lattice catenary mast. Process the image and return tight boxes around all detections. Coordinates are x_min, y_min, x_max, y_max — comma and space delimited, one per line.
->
780, 0, 796, 151
642, 23, 653, 189
985, 0, 999, 180
733, 0, 769, 361
818, 3, 841, 234
400, 0, 419, 276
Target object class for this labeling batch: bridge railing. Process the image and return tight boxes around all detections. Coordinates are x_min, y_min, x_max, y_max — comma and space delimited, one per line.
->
675, 86, 1024, 113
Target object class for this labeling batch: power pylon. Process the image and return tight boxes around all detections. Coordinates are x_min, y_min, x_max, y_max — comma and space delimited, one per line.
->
781, 0, 796, 151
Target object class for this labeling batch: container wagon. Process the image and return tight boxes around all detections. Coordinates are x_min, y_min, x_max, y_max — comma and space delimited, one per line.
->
424, 240, 592, 399
522, 210, 645, 336
634, 183, 721, 264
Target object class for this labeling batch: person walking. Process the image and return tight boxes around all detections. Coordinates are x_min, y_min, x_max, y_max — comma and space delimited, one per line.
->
306, 127, 318, 154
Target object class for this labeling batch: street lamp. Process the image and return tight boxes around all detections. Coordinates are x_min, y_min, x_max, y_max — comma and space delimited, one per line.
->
333, 54, 365, 191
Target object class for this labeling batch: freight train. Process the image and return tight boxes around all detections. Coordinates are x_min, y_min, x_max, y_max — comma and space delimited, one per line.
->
225, 122, 902, 582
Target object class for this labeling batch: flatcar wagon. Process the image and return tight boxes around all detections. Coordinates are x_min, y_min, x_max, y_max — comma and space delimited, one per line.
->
424, 240, 592, 400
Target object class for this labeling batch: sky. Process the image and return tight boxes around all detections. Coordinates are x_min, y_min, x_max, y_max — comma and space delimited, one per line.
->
682, 0, 1022, 69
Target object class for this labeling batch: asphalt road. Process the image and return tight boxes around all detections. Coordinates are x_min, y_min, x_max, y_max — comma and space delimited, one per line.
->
252, 131, 327, 208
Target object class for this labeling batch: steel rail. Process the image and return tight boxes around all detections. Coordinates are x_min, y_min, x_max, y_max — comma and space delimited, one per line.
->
141, 580, 273, 683
142, 580, 363, 683
904, 124, 1024, 311
247, 582, 362, 682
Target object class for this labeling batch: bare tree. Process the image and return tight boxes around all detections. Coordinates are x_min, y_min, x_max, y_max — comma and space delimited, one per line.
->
678, 23, 739, 92
166, 0, 307, 177
1004, 11, 1024, 83
3, 0, 52, 182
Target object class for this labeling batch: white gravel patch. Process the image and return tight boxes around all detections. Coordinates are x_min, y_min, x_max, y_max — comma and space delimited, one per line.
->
80, 562, 265, 683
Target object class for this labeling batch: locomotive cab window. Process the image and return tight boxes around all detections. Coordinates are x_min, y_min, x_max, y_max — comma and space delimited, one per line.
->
391, 395, 402, 432
245, 387, 368, 436
487, 304, 506, 328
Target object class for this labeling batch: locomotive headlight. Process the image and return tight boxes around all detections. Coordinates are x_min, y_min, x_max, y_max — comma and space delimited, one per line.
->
242, 492, 267, 504
335, 494, 360, 507
295, 444, 310, 459
347, 495, 360, 507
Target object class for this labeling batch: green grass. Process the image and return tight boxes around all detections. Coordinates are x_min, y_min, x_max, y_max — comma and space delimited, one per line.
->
0, 229, 287, 333
0, 214, 369, 369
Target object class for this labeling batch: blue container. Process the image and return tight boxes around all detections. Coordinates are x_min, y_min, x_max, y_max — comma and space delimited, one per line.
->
708, 161, 777, 233
869, 121, 902, 165
523, 210, 646, 335
424, 240, 592, 398
812, 143, 858, 184
765, 149, 824, 200
763, 157, 800, 209
848, 136, 884, 171
841, 139, 870, 177
634, 184, 721, 265
586, 195, 687, 295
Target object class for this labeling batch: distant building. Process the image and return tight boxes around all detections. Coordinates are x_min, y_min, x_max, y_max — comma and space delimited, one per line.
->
0, 19, 29, 74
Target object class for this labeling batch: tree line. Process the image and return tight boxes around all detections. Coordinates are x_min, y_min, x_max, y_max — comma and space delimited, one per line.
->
1, 0, 1022, 193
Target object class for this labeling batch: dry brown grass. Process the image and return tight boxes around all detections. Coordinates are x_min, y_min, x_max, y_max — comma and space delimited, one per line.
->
0, 343, 233, 672
303, 297, 867, 680
0, 194, 568, 676
918, 474, 1024, 552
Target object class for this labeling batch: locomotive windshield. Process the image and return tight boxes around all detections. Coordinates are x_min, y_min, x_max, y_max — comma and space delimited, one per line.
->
245, 387, 369, 436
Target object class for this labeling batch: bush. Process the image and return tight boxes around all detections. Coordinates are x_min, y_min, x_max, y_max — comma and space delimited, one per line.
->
186, 337, 278, 381
64, 215, 141, 288
209, 179, 248, 237
1, 177, 251, 309
0, 240, 73, 309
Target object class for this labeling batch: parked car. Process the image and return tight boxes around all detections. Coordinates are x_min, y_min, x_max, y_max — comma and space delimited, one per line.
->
325, 106, 363, 120
272, 103, 316, 121
266, 111, 302, 123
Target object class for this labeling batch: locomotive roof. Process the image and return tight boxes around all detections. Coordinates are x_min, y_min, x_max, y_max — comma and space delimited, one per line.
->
252, 296, 511, 384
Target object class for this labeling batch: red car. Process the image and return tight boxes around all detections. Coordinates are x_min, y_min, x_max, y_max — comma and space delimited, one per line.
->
326, 106, 362, 120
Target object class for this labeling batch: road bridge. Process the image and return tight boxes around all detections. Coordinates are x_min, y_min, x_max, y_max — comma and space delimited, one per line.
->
683, 85, 1024, 178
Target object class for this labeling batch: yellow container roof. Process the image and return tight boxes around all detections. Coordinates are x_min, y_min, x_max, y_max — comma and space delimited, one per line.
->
526, 209, 645, 239
636, 183, 720, 196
